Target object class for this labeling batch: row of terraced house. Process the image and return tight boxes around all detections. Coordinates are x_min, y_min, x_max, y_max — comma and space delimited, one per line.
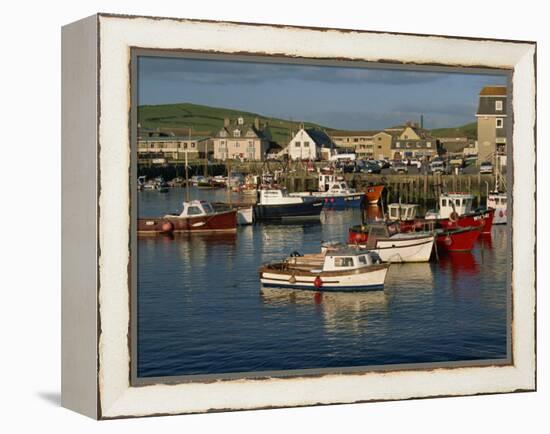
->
137, 85, 506, 163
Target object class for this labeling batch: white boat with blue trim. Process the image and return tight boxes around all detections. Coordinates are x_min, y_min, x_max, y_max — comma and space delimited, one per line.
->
259, 247, 389, 292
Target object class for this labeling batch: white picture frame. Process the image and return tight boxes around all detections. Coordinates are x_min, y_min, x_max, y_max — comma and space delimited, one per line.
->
61, 13, 536, 419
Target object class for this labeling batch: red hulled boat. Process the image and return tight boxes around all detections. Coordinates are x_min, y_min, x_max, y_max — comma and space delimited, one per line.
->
435, 226, 482, 252
138, 200, 237, 235
425, 193, 494, 234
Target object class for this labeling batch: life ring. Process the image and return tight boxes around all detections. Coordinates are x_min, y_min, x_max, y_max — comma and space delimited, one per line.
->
449, 211, 459, 223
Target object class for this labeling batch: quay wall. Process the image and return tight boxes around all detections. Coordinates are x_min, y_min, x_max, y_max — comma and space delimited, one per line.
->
138, 161, 498, 205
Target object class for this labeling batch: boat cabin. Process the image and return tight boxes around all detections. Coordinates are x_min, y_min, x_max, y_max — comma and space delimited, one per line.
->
322, 248, 379, 271
487, 193, 507, 208
318, 173, 345, 192
325, 181, 354, 194
258, 189, 304, 205
173, 200, 216, 218
437, 193, 474, 218
387, 203, 418, 221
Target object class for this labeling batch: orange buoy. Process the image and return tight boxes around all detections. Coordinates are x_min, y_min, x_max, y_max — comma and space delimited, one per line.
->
314, 276, 323, 288
161, 221, 174, 233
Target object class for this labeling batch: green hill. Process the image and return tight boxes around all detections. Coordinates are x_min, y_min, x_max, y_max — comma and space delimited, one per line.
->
431, 122, 477, 140
138, 102, 334, 145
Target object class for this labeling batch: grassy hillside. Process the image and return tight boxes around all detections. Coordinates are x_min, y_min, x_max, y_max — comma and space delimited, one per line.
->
431, 122, 477, 140
138, 102, 333, 145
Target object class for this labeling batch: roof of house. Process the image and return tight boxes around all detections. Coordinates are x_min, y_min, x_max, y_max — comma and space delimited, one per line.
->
215, 119, 269, 140
479, 86, 507, 96
304, 128, 335, 148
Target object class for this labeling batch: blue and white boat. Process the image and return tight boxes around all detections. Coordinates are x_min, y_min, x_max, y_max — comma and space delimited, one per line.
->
291, 177, 364, 209
254, 189, 324, 221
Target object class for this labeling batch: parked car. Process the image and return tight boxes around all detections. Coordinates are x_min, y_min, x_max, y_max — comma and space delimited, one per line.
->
479, 161, 493, 174
392, 161, 409, 174
429, 161, 448, 174
449, 156, 465, 167
362, 161, 382, 174
378, 159, 391, 169
409, 158, 422, 169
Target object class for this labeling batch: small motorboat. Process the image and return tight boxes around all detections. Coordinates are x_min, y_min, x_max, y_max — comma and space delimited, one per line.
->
254, 189, 324, 221
347, 221, 435, 263
138, 200, 237, 234
140, 176, 169, 192
291, 180, 363, 209
259, 247, 390, 292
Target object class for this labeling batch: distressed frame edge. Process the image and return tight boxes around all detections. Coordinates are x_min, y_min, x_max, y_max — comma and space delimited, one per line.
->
95, 14, 537, 419
61, 13, 100, 419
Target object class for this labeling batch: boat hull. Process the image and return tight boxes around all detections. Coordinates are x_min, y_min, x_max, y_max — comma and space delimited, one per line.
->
437, 209, 493, 234
237, 206, 254, 225
138, 210, 237, 234
321, 194, 364, 209
493, 207, 507, 224
259, 263, 389, 292
364, 184, 385, 204
352, 235, 435, 263
436, 226, 481, 252
254, 200, 324, 220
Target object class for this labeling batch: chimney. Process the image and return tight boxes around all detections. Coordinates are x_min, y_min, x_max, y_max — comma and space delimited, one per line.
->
406, 121, 412, 127
254, 117, 260, 130
224, 118, 230, 127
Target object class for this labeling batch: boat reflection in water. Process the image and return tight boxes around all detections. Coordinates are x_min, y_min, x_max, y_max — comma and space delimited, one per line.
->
260, 286, 388, 335
362, 205, 384, 223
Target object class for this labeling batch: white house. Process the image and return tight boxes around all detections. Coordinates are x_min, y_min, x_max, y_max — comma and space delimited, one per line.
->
283, 127, 336, 161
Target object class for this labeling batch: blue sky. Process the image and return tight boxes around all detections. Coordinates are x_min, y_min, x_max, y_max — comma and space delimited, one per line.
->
138, 56, 508, 130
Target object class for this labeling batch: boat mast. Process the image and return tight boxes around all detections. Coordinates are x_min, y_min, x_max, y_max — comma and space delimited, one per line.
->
184, 149, 190, 202
227, 157, 232, 206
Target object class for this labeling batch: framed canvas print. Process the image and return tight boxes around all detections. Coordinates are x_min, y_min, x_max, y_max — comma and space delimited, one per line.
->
61, 13, 536, 419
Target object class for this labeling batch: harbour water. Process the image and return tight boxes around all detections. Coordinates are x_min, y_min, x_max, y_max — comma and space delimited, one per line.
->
137, 187, 508, 378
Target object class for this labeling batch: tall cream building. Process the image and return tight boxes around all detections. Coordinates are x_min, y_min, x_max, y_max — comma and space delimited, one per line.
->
476, 85, 507, 163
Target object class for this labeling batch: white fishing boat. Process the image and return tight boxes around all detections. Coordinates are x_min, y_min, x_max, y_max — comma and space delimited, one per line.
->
487, 192, 507, 224
259, 247, 389, 292
347, 221, 435, 263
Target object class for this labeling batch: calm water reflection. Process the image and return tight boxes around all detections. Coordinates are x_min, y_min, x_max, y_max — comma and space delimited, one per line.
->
137, 187, 508, 377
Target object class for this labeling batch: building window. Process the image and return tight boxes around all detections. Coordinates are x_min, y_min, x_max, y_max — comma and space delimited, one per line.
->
304, 141, 310, 148
427, 142, 432, 148
404, 135, 408, 139
495, 100, 503, 111
233, 129, 241, 137
353, 138, 358, 142
396, 143, 400, 148
496, 118, 504, 129
378, 137, 382, 141
191, 143, 196, 148
235, 142, 240, 148
295, 141, 301, 147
